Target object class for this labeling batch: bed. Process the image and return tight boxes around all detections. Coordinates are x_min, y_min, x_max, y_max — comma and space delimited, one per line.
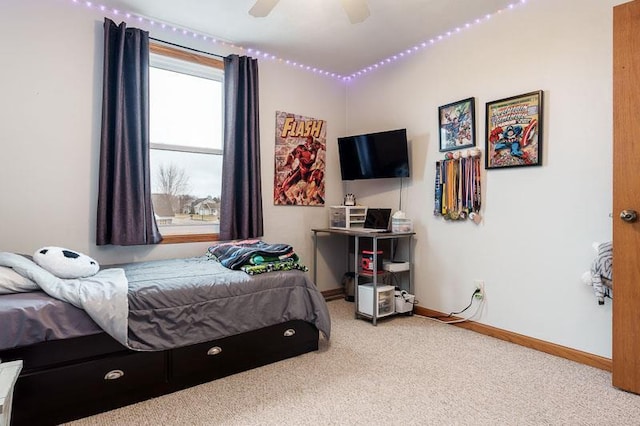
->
0, 248, 330, 425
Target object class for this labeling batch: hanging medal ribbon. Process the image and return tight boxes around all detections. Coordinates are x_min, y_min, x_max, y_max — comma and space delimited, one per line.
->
434, 161, 442, 216
433, 150, 482, 222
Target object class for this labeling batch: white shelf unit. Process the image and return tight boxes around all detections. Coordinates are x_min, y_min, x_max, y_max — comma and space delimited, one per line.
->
311, 228, 414, 326
0, 360, 22, 426
329, 206, 367, 230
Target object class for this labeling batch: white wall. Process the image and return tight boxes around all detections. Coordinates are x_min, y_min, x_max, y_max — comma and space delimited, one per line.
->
0, 0, 346, 281
0, 0, 623, 359
259, 65, 347, 291
344, 0, 622, 358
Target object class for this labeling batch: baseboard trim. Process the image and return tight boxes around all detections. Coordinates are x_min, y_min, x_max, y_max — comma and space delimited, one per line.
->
322, 288, 345, 301
414, 306, 612, 372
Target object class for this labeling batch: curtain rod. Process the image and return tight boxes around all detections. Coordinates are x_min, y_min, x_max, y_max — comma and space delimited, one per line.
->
149, 37, 226, 60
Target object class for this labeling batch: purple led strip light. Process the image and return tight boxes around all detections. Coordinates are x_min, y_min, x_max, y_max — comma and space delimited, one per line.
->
68, 0, 528, 83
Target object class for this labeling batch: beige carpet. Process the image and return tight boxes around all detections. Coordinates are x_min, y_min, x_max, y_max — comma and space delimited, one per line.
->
68, 300, 640, 425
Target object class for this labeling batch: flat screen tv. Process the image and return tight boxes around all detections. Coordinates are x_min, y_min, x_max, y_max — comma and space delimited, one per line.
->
337, 128, 410, 180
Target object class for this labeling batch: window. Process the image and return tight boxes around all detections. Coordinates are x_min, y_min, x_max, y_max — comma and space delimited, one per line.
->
149, 44, 224, 243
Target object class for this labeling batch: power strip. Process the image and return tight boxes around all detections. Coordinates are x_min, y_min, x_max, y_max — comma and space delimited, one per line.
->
382, 260, 410, 272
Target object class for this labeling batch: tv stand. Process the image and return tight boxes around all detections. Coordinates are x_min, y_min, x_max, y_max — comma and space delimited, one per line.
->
311, 228, 415, 325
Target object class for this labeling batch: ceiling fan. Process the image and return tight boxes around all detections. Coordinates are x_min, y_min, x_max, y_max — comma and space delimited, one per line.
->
249, 0, 370, 24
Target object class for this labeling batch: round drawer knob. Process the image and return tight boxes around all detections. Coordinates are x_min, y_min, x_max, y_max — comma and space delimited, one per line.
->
104, 369, 124, 380
283, 328, 296, 337
207, 346, 223, 356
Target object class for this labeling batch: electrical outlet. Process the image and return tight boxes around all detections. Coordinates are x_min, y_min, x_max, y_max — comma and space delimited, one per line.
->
474, 280, 485, 300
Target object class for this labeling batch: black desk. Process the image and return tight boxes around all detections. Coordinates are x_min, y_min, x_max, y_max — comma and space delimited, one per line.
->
311, 228, 414, 325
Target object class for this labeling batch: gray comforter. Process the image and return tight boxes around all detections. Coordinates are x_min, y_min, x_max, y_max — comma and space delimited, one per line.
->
0, 253, 330, 351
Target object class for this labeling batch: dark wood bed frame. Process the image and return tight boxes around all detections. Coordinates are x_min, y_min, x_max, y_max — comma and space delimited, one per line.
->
0, 320, 319, 425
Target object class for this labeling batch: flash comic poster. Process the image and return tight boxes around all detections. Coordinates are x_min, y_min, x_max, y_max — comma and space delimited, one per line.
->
486, 91, 543, 169
273, 111, 326, 206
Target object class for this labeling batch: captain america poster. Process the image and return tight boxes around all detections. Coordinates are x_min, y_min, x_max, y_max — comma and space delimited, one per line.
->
485, 91, 543, 169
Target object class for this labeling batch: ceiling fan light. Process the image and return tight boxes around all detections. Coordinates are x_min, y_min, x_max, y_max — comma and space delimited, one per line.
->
340, 0, 370, 24
249, 0, 280, 18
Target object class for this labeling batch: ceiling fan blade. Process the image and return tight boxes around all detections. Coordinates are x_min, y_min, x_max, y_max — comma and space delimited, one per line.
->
249, 0, 281, 18
340, 0, 370, 24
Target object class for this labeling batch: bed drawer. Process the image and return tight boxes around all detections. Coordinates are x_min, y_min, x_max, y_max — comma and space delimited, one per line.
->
171, 320, 319, 385
12, 351, 167, 425
0, 332, 128, 372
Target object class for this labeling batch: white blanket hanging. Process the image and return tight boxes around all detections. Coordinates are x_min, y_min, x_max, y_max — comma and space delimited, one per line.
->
587, 241, 613, 305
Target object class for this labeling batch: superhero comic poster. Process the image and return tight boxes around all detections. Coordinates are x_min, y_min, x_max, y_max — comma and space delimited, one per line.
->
438, 97, 476, 152
273, 111, 326, 206
485, 90, 543, 169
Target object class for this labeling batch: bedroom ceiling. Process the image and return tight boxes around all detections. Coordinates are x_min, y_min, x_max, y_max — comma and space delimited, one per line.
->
98, 0, 521, 76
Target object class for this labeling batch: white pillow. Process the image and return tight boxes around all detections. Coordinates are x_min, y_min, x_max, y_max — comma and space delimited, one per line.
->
33, 247, 100, 279
0, 265, 39, 294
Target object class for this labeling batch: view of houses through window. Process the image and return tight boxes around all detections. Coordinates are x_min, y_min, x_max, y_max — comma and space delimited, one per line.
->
149, 46, 224, 237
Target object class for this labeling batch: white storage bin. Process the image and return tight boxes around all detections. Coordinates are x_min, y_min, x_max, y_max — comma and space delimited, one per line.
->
395, 290, 415, 314
391, 218, 413, 233
329, 206, 367, 229
358, 284, 395, 318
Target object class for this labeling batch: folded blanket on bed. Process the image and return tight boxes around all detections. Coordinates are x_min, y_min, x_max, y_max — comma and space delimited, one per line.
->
240, 259, 308, 275
208, 239, 302, 271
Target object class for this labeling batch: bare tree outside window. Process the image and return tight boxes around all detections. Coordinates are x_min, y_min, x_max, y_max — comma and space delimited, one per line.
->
156, 163, 191, 213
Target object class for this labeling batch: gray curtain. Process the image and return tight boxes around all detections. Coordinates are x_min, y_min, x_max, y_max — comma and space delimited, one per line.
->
220, 55, 263, 241
96, 18, 162, 245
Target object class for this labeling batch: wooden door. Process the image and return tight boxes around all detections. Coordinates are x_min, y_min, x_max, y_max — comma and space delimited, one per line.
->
612, 0, 640, 394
